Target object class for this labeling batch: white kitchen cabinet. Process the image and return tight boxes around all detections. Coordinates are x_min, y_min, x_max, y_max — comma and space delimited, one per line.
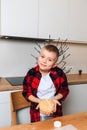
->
0, 0, 1, 34
0, 91, 11, 127
0, 0, 68, 40
0, 90, 30, 128
63, 84, 87, 115
38, 0, 69, 39
68, 0, 87, 42
1, 0, 38, 38
1, 0, 87, 42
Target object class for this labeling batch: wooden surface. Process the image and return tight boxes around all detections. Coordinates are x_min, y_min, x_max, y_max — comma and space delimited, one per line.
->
0, 112, 87, 130
0, 74, 87, 91
0, 78, 11, 86
0, 78, 22, 91
67, 74, 87, 85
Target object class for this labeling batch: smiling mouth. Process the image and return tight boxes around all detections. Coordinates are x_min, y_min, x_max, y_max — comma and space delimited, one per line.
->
40, 63, 47, 67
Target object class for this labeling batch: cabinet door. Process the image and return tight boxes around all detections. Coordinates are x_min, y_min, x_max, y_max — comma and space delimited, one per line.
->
68, 0, 87, 42
1, 0, 38, 38
63, 84, 87, 115
0, 91, 11, 127
38, 0, 69, 39
0, 0, 1, 34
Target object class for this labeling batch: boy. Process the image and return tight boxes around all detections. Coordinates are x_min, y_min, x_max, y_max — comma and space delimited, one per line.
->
22, 44, 69, 122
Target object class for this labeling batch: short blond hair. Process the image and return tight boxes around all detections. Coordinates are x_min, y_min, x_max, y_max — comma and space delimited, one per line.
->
43, 44, 59, 60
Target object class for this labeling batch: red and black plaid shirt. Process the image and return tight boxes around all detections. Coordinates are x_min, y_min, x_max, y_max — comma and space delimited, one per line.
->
22, 65, 69, 122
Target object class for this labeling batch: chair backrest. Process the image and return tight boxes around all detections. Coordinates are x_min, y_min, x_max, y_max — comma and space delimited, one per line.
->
10, 91, 31, 125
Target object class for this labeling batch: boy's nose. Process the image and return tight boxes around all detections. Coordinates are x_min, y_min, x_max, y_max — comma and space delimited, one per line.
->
43, 58, 47, 63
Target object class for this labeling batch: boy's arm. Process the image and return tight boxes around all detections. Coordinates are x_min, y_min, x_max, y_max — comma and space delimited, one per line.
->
58, 70, 69, 101
54, 93, 63, 100
28, 95, 40, 103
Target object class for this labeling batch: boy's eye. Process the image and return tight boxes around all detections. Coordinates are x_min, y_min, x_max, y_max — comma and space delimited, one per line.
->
41, 55, 44, 58
48, 59, 52, 61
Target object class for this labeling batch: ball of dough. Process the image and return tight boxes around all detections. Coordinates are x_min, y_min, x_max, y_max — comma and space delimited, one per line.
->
39, 99, 54, 113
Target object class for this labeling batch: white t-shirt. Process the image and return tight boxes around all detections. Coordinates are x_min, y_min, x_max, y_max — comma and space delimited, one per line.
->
37, 73, 56, 120
37, 73, 56, 99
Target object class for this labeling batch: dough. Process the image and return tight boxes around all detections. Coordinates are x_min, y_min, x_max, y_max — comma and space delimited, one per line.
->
39, 99, 54, 113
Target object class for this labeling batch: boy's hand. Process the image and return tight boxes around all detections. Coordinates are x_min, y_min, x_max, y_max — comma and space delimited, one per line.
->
36, 99, 61, 115
52, 99, 61, 112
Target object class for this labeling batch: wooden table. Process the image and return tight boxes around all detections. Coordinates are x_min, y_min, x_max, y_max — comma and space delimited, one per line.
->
0, 112, 87, 130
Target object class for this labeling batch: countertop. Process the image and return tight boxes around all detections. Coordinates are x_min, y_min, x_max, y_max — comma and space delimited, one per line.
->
0, 112, 87, 130
0, 74, 87, 91
67, 73, 87, 85
0, 78, 22, 91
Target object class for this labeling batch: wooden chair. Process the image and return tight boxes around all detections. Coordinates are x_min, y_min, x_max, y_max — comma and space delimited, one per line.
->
10, 91, 31, 125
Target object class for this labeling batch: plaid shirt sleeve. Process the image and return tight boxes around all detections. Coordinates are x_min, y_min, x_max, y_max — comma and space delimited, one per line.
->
22, 67, 41, 100
22, 72, 32, 101
22, 66, 41, 122
57, 72, 69, 101
50, 67, 69, 101
50, 67, 69, 117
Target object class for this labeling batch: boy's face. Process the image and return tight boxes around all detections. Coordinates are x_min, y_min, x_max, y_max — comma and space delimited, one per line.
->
38, 48, 58, 73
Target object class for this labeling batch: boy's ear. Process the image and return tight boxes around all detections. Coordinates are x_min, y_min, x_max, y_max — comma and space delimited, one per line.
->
53, 62, 58, 68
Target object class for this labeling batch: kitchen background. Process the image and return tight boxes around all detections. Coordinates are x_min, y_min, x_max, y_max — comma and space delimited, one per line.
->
0, 0, 87, 127
0, 0, 87, 77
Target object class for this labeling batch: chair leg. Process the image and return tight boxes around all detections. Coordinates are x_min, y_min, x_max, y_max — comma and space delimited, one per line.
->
11, 111, 17, 125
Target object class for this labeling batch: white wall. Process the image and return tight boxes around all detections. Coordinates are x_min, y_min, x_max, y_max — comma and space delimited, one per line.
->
65, 43, 87, 74
0, 39, 41, 77
0, 39, 87, 77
